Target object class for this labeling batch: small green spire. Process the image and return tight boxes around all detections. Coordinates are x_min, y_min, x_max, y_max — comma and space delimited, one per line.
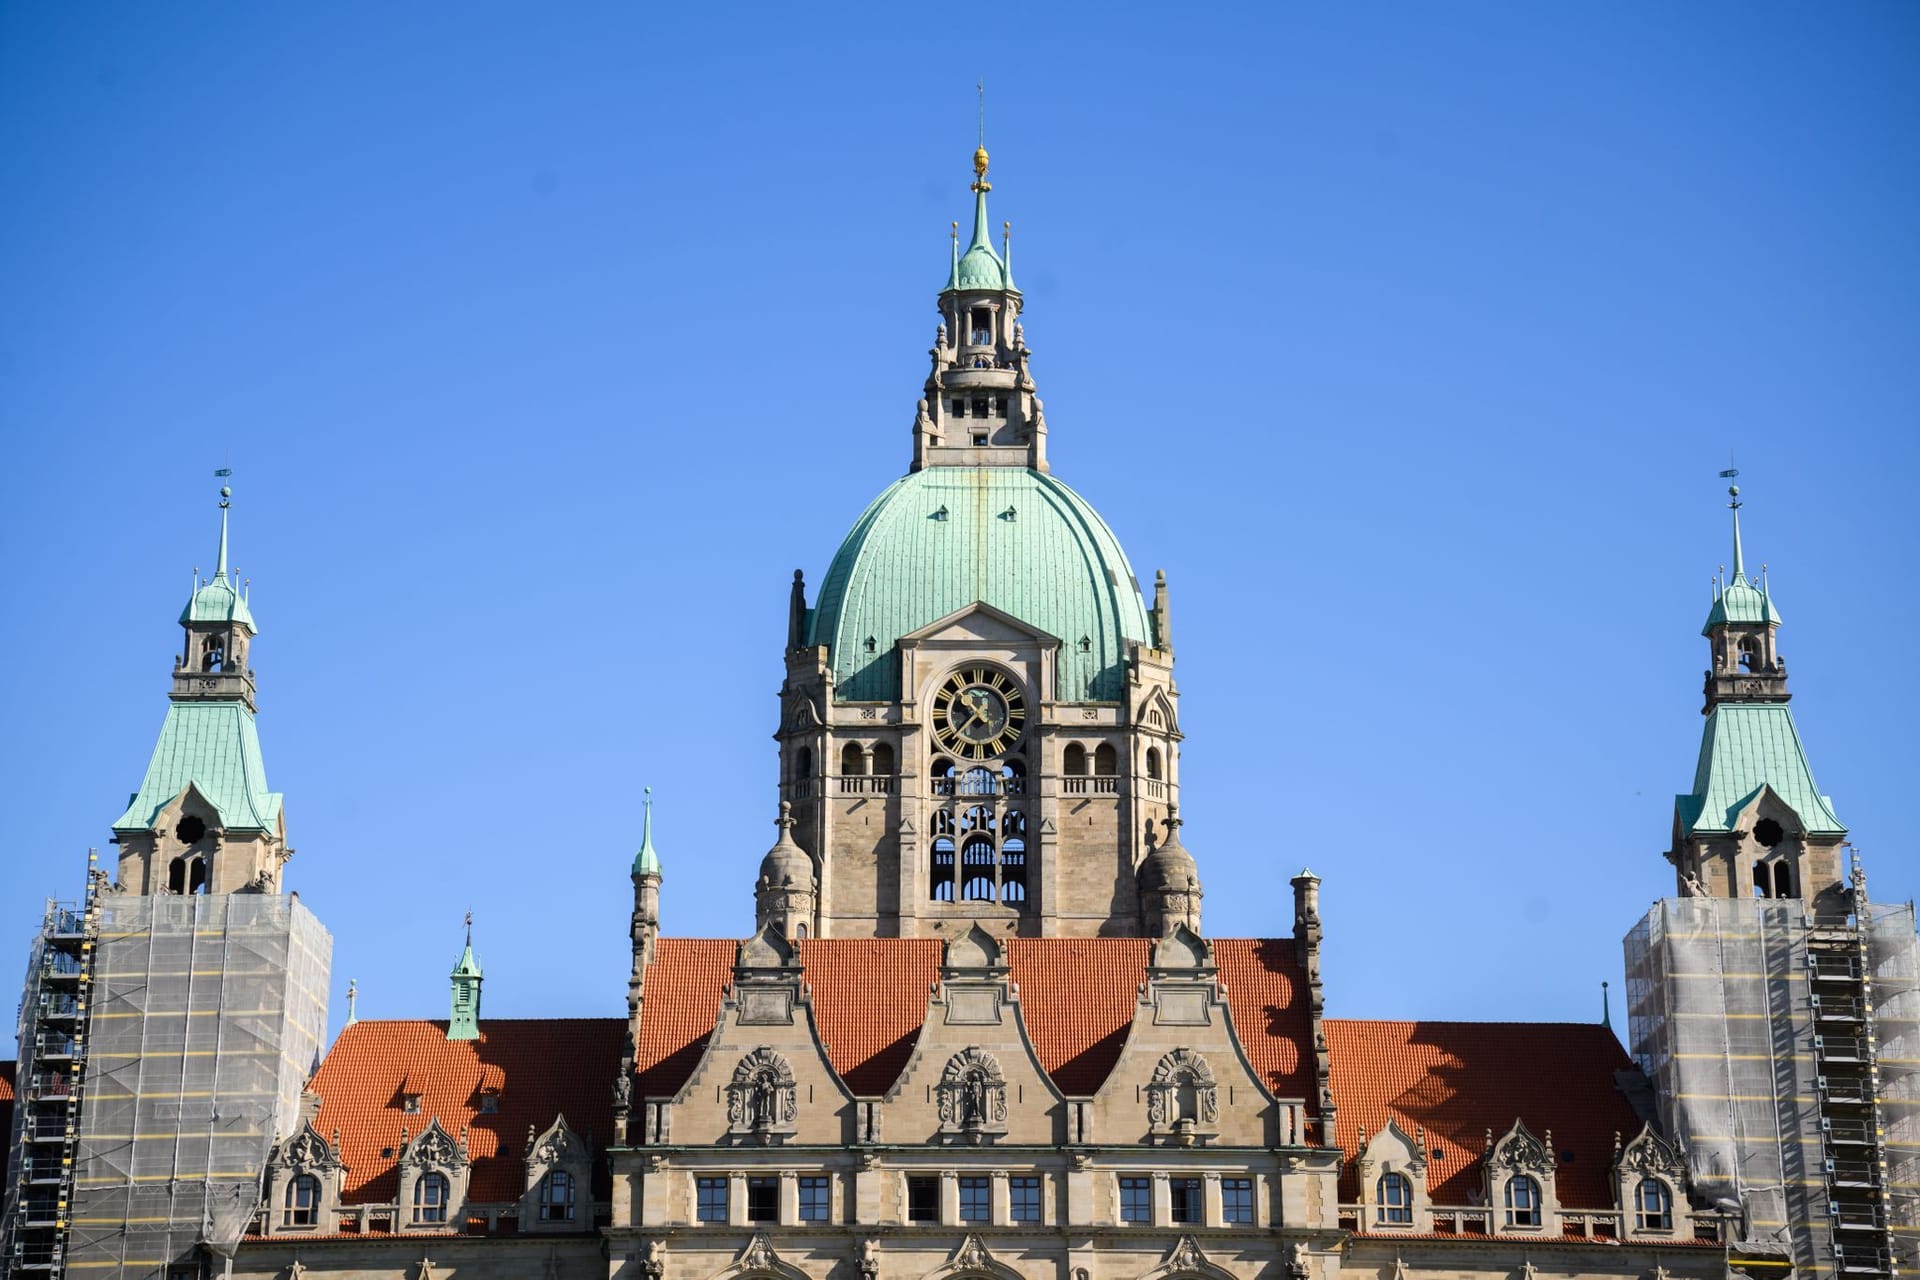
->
447, 911, 483, 1041
1001, 220, 1017, 292
632, 787, 662, 877
1728, 480, 1746, 582
215, 484, 232, 579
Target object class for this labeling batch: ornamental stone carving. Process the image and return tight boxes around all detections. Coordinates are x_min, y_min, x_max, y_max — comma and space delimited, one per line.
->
1146, 1047, 1219, 1136
727, 1046, 798, 1139
1487, 1119, 1554, 1175
1616, 1123, 1684, 1178
936, 1047, 1008, 1135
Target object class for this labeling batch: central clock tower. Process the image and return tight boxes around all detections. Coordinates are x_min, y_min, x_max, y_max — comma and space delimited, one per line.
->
761, 147, 1189, 941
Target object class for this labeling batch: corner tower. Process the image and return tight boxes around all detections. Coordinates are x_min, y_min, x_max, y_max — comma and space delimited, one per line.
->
774, 146, 1188, 940
111, 483, 289, 895
1670, 478, 1847, 912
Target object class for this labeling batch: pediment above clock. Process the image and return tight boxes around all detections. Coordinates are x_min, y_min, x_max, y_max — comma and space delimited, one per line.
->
900, 601, 1060, 648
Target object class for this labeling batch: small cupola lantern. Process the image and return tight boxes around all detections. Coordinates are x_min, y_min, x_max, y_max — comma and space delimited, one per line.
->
447, 913, 483, 1042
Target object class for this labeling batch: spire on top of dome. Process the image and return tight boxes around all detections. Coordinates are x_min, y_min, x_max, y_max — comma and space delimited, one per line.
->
632, 787, 662, 877
181, 476, 257, 630
1704, 470, 1781, 635
947, 91, 1016, 294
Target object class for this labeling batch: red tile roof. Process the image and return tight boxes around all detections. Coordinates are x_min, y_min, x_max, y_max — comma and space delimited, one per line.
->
1326, 1019, 1644, 1208
308, 1020, 623, 1205
630, 936, 1317, 1106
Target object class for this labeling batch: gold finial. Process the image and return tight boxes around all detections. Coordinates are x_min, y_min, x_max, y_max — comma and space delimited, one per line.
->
972, 80, 991, 191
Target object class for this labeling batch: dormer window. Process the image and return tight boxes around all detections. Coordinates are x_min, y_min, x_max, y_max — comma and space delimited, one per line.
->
477, 1091, 499, 1114
401, 1094, 422, 1114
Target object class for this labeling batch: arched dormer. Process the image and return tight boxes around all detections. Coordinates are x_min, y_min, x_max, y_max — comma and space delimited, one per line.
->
1613, 1123, 1687, 1240
1355, 1119, 1431, 1231
1484, 1119, 1559, 1235
396, 1118, 471, 1231
263, 1122, 344, 1235
521, 1114, 594, 1233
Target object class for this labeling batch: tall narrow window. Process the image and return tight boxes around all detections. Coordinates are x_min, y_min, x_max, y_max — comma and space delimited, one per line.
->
1093, 743, 1118, 776
538, 1169, 575, 1222
1146, 747, 1163, 780
1169, 1177, 1202, 1224
1118, 1176, 1151, 1223
907, 1176, 940, 1223
958, 1176, 990, 1223
746, 1177, 778, 1224
798, 1176, 830, 1223
1063, 743, 1087, 776
1009, 1176, 1042, 1223
969, 307, 992, 345
284, 1174, 320, 1228
871, 742, 895, 775
696, 1177, 729, 1223
1376, 1171, 1413, 1224
841, 743, 866, 776
961, 837, 996, 901
931, 838, 956, 901
1221, 1177, 1254, 1224
1503, 1175, 1541, 1228
1634, 1178, 1672, 1231
413, 1173, 450, 1224
1000, 811, 1028, 905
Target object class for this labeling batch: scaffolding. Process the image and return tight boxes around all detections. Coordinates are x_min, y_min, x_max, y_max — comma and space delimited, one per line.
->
4, 886, 331, 1280
2, 855, 106, 1276
1625, 872, 1920, 1279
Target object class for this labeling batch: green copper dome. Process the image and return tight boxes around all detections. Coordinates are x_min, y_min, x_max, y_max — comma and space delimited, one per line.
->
1702, 574, 1780, 635
180, 573, 257, 630
808, 468, 1152, 702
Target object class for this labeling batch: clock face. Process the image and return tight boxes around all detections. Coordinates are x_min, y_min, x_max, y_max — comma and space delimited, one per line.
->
932, 667, 1026, 760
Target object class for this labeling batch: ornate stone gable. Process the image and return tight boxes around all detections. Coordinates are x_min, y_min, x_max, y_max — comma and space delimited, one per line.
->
1486, 1119, 1554, 1177
1615, 1123, 1684, 1178
400, 1118, 469, 1171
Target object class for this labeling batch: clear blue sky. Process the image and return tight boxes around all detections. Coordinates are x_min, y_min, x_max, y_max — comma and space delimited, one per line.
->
3, 4, 1917, 1056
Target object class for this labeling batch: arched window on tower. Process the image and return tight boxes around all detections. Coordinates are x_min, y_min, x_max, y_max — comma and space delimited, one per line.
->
1063, 743, 1087, 776
1146, 747, 1163, 780
1093, 743, 1118, 776
1002, 757, 1026, 796
168, 857, 188, 895
961, 838, 996, 901
841, 743, 866, 776
200, 633, 226, 673
1001, 811, 1027, 905
1737, 634, 1758, 672
871, 742, 895, 776
931, 756, 956, 796
959, 766, 996, 796
1773, 861, 1796, 898
187, 858, 209, 895
931, 838, 955, 902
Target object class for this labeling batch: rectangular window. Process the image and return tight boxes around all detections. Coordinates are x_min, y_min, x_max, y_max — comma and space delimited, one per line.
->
798, 1175, 830, 1223
971, 433, 989, 447
951, 399, 967, 418
696, 1177, 729, 1223
1119, 1176, 1152, 1224
971, 397, 990, 418
1169, 1177, 1202, 1224
1009, 1175, 1042, 1223
958, 1176, 990, 1223
1222, 1177, 1254, 1224
746, 1176, 779, 1224
907, 1175, 940, 1223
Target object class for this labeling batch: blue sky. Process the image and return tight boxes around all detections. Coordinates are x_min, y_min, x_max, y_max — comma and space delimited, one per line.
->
3, 4, 1917, 1055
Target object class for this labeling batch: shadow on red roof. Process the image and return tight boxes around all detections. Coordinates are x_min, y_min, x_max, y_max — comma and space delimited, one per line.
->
1327, 1019, 1644, 1208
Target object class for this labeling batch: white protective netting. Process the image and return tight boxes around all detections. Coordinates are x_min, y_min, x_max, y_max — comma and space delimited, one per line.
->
65, 894, 330, 1278
1626, 895, 1920, 1274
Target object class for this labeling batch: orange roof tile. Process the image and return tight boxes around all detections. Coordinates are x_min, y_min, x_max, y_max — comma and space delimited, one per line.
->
632, 938, 732, 1100
1215, 938, 1315, 1102
798, 938, 941, 1093
1326, 1019, 1644, 1209
308, 1019, 622, 1205
1006, 938, 1150, 1094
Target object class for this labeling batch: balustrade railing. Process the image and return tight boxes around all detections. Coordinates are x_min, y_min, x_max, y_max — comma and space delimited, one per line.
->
837, 776, 895, 795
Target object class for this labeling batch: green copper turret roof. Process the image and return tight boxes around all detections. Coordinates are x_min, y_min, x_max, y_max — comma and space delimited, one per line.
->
808, 468, 1151, 702
1676, 702, 1845, 836
632, 789, 662, 876
447, 928, 483, 1042
111, 700, 283, 832
1702, 482, 1778, 634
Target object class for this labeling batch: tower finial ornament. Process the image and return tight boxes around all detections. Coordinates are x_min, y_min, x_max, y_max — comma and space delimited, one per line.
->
1719, 463, 1744, 580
